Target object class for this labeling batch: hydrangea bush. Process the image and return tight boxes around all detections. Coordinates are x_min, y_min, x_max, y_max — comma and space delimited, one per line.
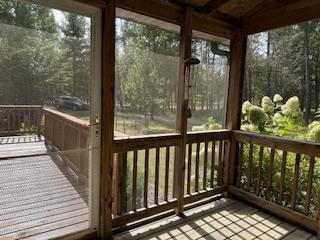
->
240, 94, 320, 217
241, 94, 309, 140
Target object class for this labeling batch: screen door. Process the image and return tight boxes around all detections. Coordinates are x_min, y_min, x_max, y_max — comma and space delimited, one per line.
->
0, 0, 101, 238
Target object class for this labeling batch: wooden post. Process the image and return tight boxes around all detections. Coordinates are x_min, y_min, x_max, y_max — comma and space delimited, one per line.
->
174, 6, 192, 215
224, 30, 247, 188
318, 193, 320, 239
112, 152, 127, 215
37, 108, 42, 137
100, 0, 115, 238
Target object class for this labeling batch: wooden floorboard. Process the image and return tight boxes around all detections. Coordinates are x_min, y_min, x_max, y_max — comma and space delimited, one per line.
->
113, 198, 316, 240
0, 136, 89, 239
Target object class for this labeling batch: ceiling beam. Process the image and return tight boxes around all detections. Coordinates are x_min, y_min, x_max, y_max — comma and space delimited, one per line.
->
200, 0, 230, 14
240, 0, 280, 19
242, 0, 320, 35
209, 10, 240, 27
116, 0, 236, 38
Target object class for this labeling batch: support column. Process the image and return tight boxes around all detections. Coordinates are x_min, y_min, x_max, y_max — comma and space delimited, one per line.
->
174, 6, 192, 215
224, 30, 247, 187
100, 0, 115, 238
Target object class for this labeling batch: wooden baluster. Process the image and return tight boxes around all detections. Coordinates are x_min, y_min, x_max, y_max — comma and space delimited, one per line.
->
122, 152, 128, 213
26, 110, 29, 131
29, 110, 32, 131
187, 144, 192, 194
164, 146, 170, 202
18, 110, 21, 133
318, 192, 320, 220
12, 109, 16, 133
291, 153, 301, 210
278, 151, 287, 205
113, 152, 127, 215
266, 148, 275, 200
144, 149, 149, 208
195, 143, 200, 192
51, 116, 54, 142
7, 110, 10, 132
37, 108, 41, 137
0, 110, 4, 132
217, 140, 223, 186
305, 157, 315, 215
132, 150, 138, 211
247, 144, 253, 191
237, 142, 243, 188
155, 148, 160, 205
318, 195, 320, 239
203, 141, 208, 190
256, 146, 264, 195
211, 141, 216, 188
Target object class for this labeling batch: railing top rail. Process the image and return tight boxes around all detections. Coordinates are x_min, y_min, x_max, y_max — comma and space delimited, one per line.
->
42, 107, 89, 131
114, 133, 181, 153
187, 129, 231, 143
114, 130, 232, 153
233, 130, 320, 157
0, 105, 42, 109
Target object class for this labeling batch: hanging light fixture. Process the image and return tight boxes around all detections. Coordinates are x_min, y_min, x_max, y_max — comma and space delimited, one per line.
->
185, 57, 200, 118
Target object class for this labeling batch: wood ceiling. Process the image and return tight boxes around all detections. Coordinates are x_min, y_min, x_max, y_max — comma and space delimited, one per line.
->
168, 0, 302, 26
114, 0, 320, 37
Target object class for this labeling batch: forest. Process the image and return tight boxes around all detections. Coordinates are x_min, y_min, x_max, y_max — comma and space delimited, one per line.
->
115, 17, 229, 135
244, 20, 320, 126
0, 1, 91, 105
239, 20, 320, 217
0, 1, 231, 137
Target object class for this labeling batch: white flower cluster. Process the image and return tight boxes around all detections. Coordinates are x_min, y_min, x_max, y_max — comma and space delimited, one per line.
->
261, 96, 274, 114
281, 96, 301, 117
307, 121, 320, 142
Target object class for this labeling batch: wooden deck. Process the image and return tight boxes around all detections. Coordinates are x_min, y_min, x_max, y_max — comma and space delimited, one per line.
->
0, 136, 89, 239
114, 198, 316, 240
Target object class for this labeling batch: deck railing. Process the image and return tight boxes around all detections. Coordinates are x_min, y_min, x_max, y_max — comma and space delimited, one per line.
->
0, 105, 42, 137
111, 130, 230, 227
230, 130, 320, 233
2, 105, 320, 234
0, 106, 90, 179
43, 107, 90, 180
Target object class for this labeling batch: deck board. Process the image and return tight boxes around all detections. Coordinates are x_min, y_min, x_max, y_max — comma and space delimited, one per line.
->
114, 198, 316, 240
0, 136, 89, 239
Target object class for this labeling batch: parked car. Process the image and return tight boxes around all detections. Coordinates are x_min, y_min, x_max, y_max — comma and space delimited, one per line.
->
55, 96, 89, 111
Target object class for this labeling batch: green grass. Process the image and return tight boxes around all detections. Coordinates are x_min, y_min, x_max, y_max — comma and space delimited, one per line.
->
114, 114, 175, 136
124, 142, 222, 210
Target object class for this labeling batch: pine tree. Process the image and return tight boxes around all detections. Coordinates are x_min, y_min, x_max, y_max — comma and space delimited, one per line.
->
61, 13, 90, 100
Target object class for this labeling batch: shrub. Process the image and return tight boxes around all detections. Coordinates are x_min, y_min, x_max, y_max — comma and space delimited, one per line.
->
248, 106, 268, 131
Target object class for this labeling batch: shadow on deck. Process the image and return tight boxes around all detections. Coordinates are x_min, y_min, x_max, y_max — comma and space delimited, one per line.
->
114, 198, 316, 240
0, 135, 89, 239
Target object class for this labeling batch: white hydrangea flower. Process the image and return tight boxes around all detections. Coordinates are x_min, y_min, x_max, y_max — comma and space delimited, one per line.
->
307, 125, 320, 142
281, 96, 300, 117
242, 101, 252, 115
261, 96, 274, 114
273, 113, 283, 120
248, 106, 268, 126
240, 124, 255, 132
308, 121, 320, 130
273, 94, 283, 103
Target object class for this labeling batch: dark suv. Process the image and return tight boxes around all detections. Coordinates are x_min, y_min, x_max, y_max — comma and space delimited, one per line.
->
55, 96, 89, 111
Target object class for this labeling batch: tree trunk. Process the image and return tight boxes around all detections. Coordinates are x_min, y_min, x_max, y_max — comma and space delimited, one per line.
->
304, 22, 311, 122
315, 48, 320, 113
72, 42, 76, 97
266, 31, 272, 97
315, 67, 319, 111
